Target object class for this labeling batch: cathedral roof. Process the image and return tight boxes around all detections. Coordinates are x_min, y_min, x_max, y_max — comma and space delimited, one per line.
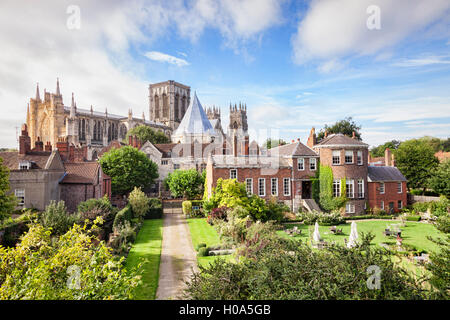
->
173, 93, 215, 136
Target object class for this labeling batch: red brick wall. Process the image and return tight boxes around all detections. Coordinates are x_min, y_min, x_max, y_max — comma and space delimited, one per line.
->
210, 166, 295, 201
368, 181, 407, 213
60, 184, 97, 212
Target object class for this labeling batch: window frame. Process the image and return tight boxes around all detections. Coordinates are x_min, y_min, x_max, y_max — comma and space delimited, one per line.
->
379, 182, 385, 194
297, 158, 305, 171
230, 169, 237, 180
345, 203, 355, 214
397, 182, 402, 193
357, 150, 363, 165
332, 150, 340, 165
15, 189, 25, 206
380, 200, 384, 210
310, 158, 317, 171
271, 178, 278, 196
283, 178, 291, 196
346, 179, 354, 199
398, 200, 402, 210
245, 178, 253, 195
345, 150, 354, 164
333, 179, 341, 197
357, 178, 364, 199
258, 178, 266, 197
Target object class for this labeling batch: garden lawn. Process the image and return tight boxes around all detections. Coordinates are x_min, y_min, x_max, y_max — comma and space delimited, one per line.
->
125, 219, 163, 300
187, 218, 234, 268
278, 220, 444, 253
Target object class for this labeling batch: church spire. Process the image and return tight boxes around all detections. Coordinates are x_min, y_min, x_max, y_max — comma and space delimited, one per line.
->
56, 78, 61, 96
70, 92, 76, 118
35, 83, 40, 101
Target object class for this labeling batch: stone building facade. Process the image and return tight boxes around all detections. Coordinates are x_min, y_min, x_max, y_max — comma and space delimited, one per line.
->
26, 79, 172, 161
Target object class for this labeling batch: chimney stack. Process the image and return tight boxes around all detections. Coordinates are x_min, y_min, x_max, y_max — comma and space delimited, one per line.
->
19, 123, 31, 155
307, 127, 317, 148
45, 141, 52, 152
352, 131, 356, 139
34, 137, 44, 152
385, 148, 392, 167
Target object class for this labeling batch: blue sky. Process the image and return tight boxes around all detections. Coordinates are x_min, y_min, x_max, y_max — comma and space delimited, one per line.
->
0, 0, 449, 148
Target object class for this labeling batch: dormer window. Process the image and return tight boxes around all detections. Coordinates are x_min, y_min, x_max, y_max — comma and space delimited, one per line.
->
19, 161, 31, 170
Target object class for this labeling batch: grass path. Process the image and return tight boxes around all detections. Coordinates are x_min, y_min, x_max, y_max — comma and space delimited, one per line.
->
186, 218, 234, 267
125, 219, 163, 300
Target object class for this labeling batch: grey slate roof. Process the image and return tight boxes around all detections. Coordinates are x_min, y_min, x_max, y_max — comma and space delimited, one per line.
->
315, 133, 368, 147
173, 93, 215, 135
268, 142, 318, 157
368, 166, 407, 182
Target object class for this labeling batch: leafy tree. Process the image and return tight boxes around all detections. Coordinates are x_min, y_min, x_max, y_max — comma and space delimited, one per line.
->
264, 138, 287, 149
164, 169, 205, 199
418, 136, 443, 153
426, 235, 450, 299
125, 125, 170, 145
441, 138, 450, 152
99, 145, 159, 195
317, 117, 362, 141
128, 187, 149, 220
370, 140, 401, 158
0, 220, 141, 299
395, 139, 439, 193
40, 200, 81, 236
0, 157, 17, 222
428, 159, 450, 197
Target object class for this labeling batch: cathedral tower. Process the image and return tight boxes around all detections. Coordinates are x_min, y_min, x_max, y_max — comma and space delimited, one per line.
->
149, 80, 190, 130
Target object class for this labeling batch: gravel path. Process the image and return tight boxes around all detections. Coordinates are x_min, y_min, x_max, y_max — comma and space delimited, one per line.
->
155, 213, 198, 300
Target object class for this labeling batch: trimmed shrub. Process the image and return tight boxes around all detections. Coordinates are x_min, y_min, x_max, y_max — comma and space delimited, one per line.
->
406, 215, 421, 221
182, 201, 192, 215
197, 247, 209, 257
343, 215, 394, 221
196, 243, 207, 251
128, 187, 149, 221
297, 210, 345, 226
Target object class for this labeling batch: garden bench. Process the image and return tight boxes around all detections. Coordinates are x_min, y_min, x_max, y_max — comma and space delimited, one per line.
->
383, 229, 401, 237
330, 226, 343, 235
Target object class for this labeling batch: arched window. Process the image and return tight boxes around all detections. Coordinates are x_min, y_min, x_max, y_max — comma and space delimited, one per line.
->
93, 122, 97, 140
154, 95, 159, 119
119, 124, 127, 140
162, 94, 168, 118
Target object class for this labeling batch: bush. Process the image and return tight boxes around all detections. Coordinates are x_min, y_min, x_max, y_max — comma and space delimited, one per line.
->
182, 201, 192, 215
297, 210, 345, 225
196, 243, 207, 251
207, 206, 229, 224
109, 220, 139, 256
128, 187, 149, 221
435, 215, 450, 233
406, 215, 421, 221
113, 205, 134, 230
197, 247, 209, 257
40, 200, 81, 236
145, 198, 163, 219
213, 207, 250, 245
343, 215, 393, 221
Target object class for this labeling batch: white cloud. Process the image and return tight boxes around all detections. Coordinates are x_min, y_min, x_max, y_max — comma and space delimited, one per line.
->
391, 56, 450, 67
144, 51, 189, 66
292, 0, 450, 64
317, 59, 345, 73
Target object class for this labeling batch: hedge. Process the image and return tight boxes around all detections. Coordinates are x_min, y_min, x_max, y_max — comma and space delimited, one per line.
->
406, 215, 421, 221
145, 198, 163, 220
113, 205, 133, 229
343, 215, 394, 221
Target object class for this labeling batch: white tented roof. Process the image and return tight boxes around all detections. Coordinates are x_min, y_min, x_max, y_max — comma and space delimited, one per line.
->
173, 92, 215, 135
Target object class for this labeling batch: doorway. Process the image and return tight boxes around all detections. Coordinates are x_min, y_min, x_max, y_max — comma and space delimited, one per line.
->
302, 181, 312, 199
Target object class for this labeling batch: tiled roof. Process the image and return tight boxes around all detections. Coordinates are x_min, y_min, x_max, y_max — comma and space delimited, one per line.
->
98, 140, 125, 157
0, 151, 52, 170
368, 166, 407, 182
435, 150, 450, 162
61, 162, 100, 184
315, 133, 368, 147
268, 142, 318, 157
155, 142, 220, 158
211, 155, 291, 168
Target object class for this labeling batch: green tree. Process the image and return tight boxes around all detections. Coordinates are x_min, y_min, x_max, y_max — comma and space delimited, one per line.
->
128, 187, 149, 220
264, 138, 287, 149
317, 117, 362, 141
0, 220, 141, 299
426, 235, 450, 299
370, 140, 401, 158
99, 146, 159, 195
428, 159, 450, 197
441, 138, 450, 152
0, 157, 17, 222
395, 139, 439, 193
125, 125, 170, 145
164, 169, 205, 199
40, 200, 81, 236
418, 136, 443, 153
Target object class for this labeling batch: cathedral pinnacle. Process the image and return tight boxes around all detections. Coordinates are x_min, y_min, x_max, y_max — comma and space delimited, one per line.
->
56, 78, 61, 96
35, 83, 40, 101
70, 92, 76, 118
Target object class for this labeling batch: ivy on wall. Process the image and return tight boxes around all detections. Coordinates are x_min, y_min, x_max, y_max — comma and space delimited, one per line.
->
311, 163, 347, 212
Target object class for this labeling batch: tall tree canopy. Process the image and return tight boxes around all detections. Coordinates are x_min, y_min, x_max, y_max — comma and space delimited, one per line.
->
0, 157, 17, 222
395, 139, 439, 192
428, 159, 450, 197
99, 146, 159, 195
317, 117, 362, 141
125, 125, 170, 145
370, 140, 401, 158
264, 138, 287, 150
164, 169, 205, 199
